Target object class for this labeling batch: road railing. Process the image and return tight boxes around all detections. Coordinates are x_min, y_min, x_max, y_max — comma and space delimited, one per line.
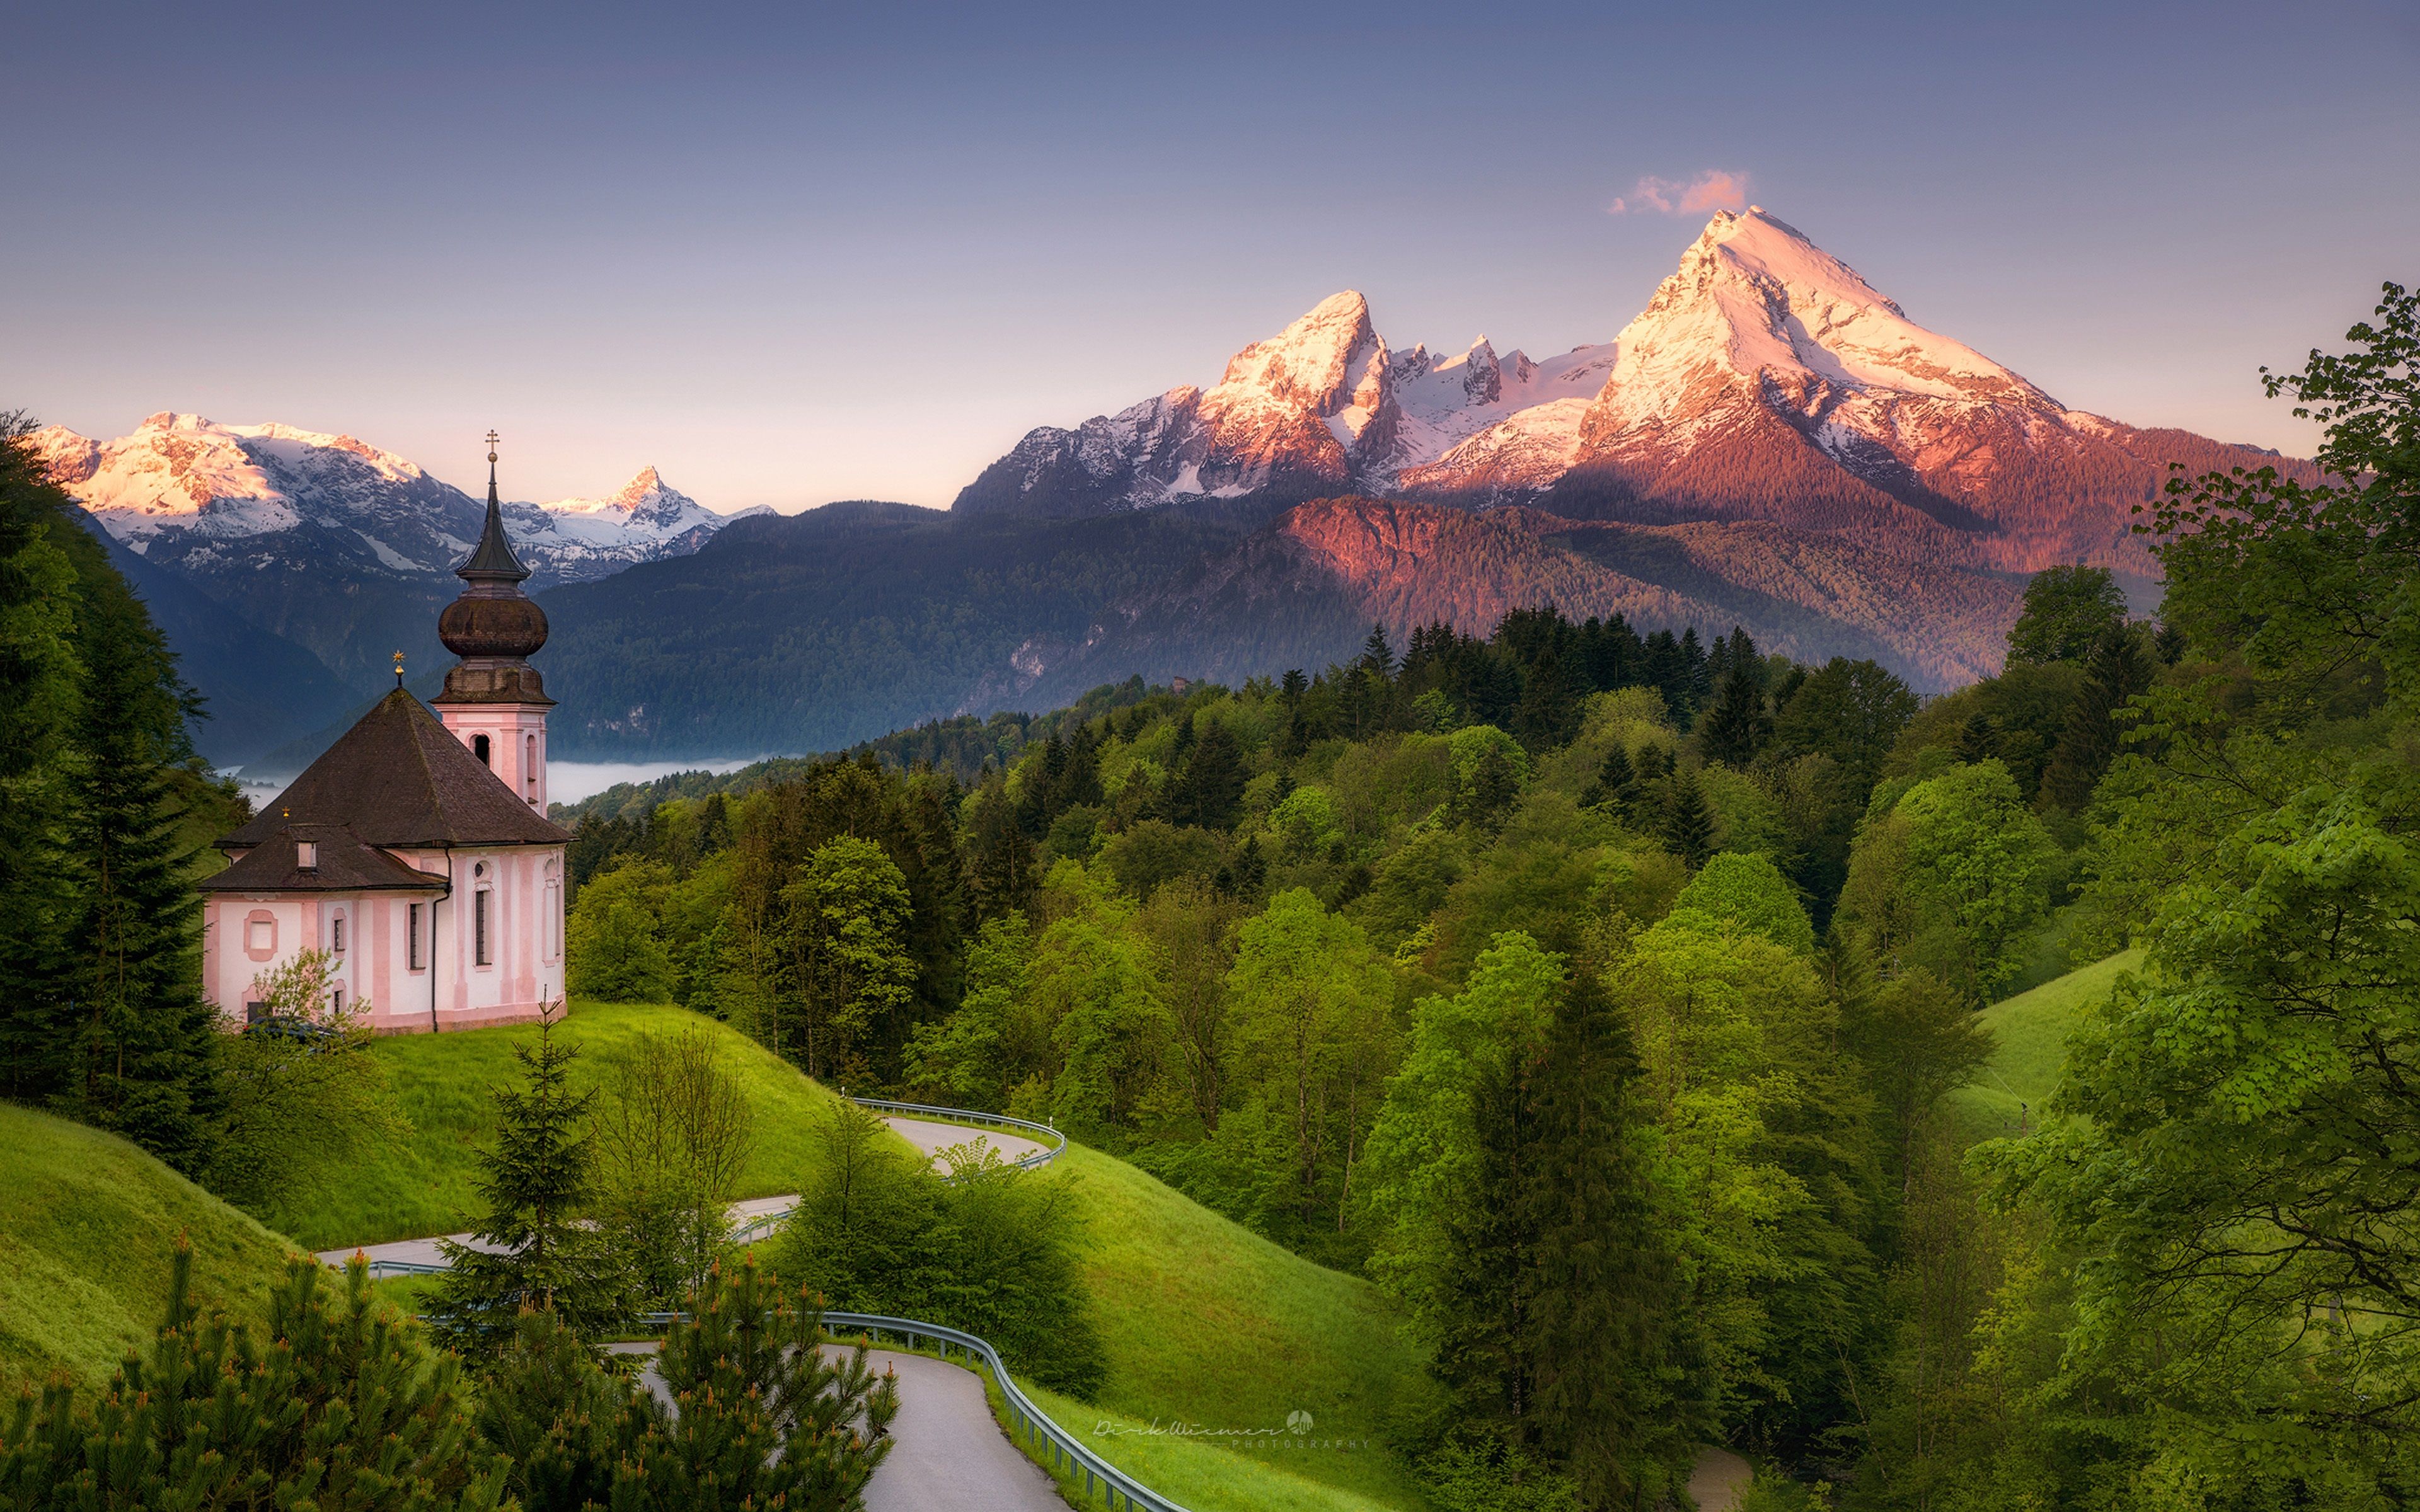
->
844, 1095, 1067, 1172
626, 1308, 1184, 1512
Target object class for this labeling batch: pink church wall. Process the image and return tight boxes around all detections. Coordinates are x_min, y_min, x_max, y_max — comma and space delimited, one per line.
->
202, 842, 563, 1036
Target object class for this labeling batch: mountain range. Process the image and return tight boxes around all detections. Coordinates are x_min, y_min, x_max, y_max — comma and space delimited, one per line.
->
34, 209, 2317, 767
961, 208, 2279, 582
29, 413, 752, 762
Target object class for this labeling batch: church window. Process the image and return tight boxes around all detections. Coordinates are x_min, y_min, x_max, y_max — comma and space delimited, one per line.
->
526, 734, 538, 801
332, 985, 344, 1014
474, 733, 491, 767
475, 888, 492, 966
331, 912, 345, 953
247, 917, 274, 953
409, 903, 424, 970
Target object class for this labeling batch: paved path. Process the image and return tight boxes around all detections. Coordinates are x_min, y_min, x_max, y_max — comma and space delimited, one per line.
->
1689, 1446, 1753, 1512
314, 1123, 1027, 1271
883, 1115, 1052, 1169
604, 1343, 1061, 1512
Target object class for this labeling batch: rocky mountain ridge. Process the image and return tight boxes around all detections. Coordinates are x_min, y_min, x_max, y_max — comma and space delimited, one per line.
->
955, 208, 2308, 583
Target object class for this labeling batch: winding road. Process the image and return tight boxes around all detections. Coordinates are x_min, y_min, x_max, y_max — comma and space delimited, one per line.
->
322, 1110, 1069, 1511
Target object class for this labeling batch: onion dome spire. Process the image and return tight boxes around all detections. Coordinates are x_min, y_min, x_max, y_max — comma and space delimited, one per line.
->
457, 429, 531, 585
434, 430, 552, 702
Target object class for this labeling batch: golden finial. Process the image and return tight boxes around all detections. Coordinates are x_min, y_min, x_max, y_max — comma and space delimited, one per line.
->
393, 650, 406, 687
485, 428, 500, 463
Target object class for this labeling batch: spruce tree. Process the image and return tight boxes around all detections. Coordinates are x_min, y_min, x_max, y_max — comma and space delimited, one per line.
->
58, 490, 218, 1172
1697, 656, 1772, 768
1952, 711, 2000, 765
433, 1004, 629, 1354
1581, 742, 1639, 818
1359, 622, 1395, 679
1460, 743, 1523, 833
1526, 972, 1694, 1504
1513, 647, 1584, 751
1661, 770, 1716, 868
1167, 719, 1247, 830
0, 423, 83, 1102
1434, 1046, 1541, 1440
2040, 626, 2153, 813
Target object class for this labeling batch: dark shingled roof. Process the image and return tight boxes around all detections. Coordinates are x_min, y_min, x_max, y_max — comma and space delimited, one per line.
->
201, 823, 452, 894
225, 689, 570, 849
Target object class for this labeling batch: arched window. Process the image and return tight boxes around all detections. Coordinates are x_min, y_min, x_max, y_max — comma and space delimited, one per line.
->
526, 733, 538, 801
473, 733, 492, 767
331, 911, 345, 954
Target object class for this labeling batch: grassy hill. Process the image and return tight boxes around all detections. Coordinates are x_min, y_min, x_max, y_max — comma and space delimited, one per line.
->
0, 1102, 299, 1392
280, 999, 850, 1251
940, 1141, 1434, 1511
1949, 948, 2145, 1138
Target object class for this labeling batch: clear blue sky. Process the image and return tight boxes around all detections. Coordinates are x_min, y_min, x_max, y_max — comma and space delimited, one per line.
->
4, 0, 2413, 511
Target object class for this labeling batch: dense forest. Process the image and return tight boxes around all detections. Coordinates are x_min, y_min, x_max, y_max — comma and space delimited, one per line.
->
557, 285, 2420, 1507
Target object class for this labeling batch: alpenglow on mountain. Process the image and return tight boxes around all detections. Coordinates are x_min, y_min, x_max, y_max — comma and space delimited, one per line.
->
957, 207, 2282, 578
32, 415, 747, 588
28, 413, 756, 765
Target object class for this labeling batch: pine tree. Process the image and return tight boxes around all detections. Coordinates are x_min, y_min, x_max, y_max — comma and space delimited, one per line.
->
432, 1003, 630, 1354
1434, 1046, 1541, 1440
1513, 647, 1584, 751
0, 424, 84, 1102
1166, 718, 1247, 830
1460, 743, 1523, 833
1679, 626, 1711, 713
1661, 770, 1715, 868
622, 1255, 899, 1508
1581, 742, 1639, 818
1359, 622, 1395, 680
1952, 711, 2000, 765
1697, 656, 1772, 768
2, 1245, 512, 1509
2040, 626, 2153, 813
59, 505, 218, 1172
1527, 972, 1693, 1505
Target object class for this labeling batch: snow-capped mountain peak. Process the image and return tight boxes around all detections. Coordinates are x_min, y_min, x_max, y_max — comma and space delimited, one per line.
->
37, 418, 743, 587
1596, 205, 2053, 425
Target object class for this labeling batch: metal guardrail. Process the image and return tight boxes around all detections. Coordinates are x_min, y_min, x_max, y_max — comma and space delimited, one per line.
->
622, 1307, 1185, 1512
843, 1095, 1068, 1172
826, 1312, 1185, 1512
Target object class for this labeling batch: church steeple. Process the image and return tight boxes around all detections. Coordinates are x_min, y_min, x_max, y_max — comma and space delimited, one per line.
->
434, 431, 555, 809
458, 430, 531, 585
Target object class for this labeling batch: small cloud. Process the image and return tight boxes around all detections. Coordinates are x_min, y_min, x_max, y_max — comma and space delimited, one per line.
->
1609, 169, 1751, 216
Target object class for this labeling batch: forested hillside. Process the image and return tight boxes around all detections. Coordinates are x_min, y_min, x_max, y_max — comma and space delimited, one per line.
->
553, 281, 2420, 1507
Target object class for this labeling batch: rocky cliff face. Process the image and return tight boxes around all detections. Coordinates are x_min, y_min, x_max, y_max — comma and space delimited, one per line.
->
1006, 494, 2029, 711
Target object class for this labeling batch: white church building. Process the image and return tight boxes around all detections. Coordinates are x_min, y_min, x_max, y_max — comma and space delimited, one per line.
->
200, 445, 569, 1033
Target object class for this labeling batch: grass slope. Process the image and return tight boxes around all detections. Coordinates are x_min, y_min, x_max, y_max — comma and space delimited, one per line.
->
1049, 1144, 1433, 1511
284, 1000, 848, 1251
1027, 1382, 1405, 1512
0, 1102, 299, 1392
1949, 948, 2144, 1138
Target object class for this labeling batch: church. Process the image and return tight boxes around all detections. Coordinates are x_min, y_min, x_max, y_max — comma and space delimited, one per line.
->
200, 441, 570, 1033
